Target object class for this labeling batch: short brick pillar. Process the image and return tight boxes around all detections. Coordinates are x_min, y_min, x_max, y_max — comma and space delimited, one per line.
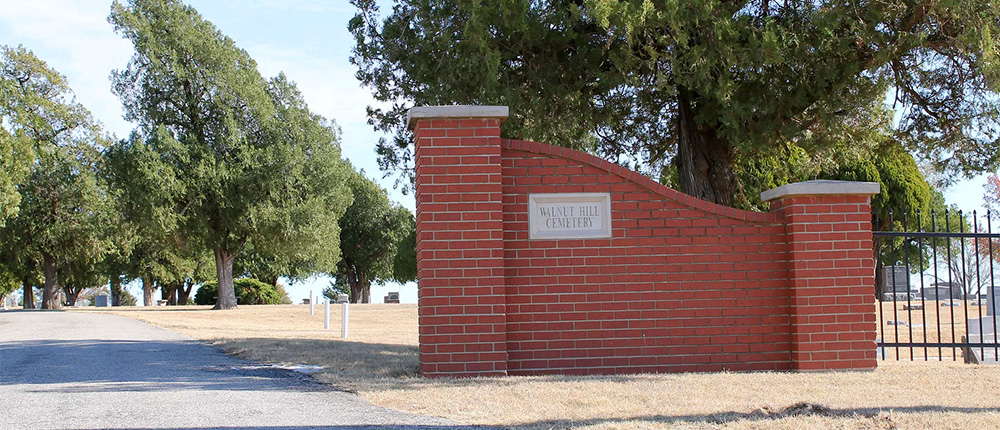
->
408, 106, 510, 377
762, 181, 881, 370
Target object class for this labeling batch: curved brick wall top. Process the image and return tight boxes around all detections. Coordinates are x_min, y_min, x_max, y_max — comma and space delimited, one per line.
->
501, 139, 782, 224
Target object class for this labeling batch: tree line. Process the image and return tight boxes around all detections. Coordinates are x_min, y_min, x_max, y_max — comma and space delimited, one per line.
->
0, 0, 414, 310
7, 0, 1000, 308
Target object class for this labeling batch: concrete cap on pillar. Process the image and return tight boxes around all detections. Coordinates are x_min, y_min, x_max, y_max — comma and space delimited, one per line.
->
407, 105, 510, 130
761, 179, 881, 203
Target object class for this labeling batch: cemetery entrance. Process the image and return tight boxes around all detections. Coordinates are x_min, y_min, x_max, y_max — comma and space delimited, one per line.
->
875, 210, 1000, 363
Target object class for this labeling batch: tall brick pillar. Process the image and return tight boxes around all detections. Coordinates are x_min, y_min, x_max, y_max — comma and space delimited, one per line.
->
408, 106, 509, 377
763, 180, 881, 371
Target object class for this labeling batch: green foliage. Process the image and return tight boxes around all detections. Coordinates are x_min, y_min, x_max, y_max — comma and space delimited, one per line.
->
101, 127, 212, 306
193, 278, 288, 306
192, 283, 216, 305
391, 214, 416, 283
0, 44, 111, 309
1, 45, 83, 226
273, 283, 293, 305
0, 130, 31, 226
234, 74, 354, 286
351, 0, 1000, 203
110, 0, 274, 308
118, 288, 138, 306
323, 279, 348, 301
110, 0, 352, 309
0, 264, 17, 301
336, 170, 412, 302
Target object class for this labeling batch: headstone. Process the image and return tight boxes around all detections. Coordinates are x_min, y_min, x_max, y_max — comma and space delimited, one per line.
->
964, 316, 1000, 364
880, 266, 911, 300
94, 294, 109, 307
384, 292, 400, 304
335, 293, 349, 304
966, 289, 1000, 363
988, 287, 1000, 317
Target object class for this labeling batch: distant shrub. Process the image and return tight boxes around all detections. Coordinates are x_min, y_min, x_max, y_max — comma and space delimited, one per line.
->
194, 278, 288, 305
274, 283, 293, 304
193, 283, 216, 305
119, 290, 138, 307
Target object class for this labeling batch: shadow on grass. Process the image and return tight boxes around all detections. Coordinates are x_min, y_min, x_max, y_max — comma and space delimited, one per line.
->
213, 337, 735, 393
26, 405, 1000, 430
212, 337, 422, 392
502, 404, 1000, 429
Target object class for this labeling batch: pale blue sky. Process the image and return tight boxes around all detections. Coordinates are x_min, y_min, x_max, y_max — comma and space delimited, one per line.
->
0, 0, 991, 304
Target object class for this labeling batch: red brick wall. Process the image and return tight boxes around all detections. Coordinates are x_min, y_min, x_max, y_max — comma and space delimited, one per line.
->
413, 115, 508, 377
501, 140, 792, 375
410, 106, 878, 377
771, 195, 879, 370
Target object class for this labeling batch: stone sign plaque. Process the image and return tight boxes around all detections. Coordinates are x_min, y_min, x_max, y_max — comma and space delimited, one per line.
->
528, 193, 612, 239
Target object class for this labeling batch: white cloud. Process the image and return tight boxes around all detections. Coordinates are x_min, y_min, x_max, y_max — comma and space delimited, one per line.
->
0, 0, 136, 137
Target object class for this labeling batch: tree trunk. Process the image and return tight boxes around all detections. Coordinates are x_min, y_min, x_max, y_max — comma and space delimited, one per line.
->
41, 252, 61, 310
177, 279, 193, 305
63, 285, 80, 307
110, 276, 123, 307
141, 277, 156, 307
346, 263, 363, 304
213, 247, 237, 310
675, 87, 738, 207
22, 279, 35, 309
161, 283, 178, 306
360, 271, 371, 304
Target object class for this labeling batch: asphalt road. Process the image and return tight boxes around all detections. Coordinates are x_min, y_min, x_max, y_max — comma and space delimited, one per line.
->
0, 310, 489, 430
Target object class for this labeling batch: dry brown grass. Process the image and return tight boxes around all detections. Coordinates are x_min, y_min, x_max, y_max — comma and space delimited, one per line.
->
78, 304, 1000, 430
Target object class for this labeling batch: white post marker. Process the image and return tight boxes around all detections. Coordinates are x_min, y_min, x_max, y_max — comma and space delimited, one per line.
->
341, 302, 349, 339
309, 290, 315, 315
324, 298, 330, 330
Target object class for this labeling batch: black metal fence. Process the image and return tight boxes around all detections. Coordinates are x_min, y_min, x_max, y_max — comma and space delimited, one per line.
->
874, 210, 1000, 362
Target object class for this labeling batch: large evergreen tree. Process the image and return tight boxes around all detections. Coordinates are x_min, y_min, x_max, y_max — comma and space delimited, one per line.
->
0, 46, 40, 227
110, 0, 352, 309
235, 74, 354, 288
336, 170, 412, 303
102, 127, 215, 306
350, 0, 1000, 206
0, 45, 109, 310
